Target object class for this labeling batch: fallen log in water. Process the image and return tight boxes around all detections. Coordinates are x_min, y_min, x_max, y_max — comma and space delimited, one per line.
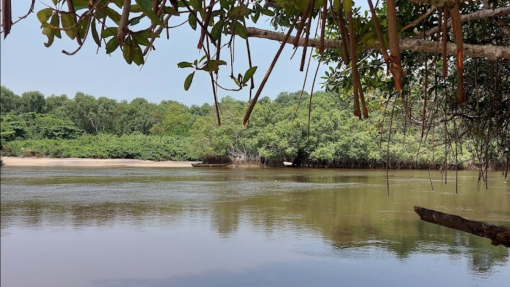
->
414, 206, 510, 247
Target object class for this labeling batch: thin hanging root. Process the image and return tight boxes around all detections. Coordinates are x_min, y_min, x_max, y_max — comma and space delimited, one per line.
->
450, 3, 466, 104
436, 9, 442, 52
307, 57, 323, 137
300, 0, 315, 71
197, 1, 213, 49
442, 6, 448, 79
1, 0, 12, 39
421, 8, 428, 139
210, 72, 221, 126
346, 7, 361, 118
328, 2, 350, 64
293, 3, 313, 48
386, 0, 403, 93
401, 5, 437, 32
66, 0, 82, 45
358, 76, 369, 118
242, 19, 255, 97
243, 18, 297, 125
422, 52, 428, 138
367, 0, 389, 63
319, 0, 327, 54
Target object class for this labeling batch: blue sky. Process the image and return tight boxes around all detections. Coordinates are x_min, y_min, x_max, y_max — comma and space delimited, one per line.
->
1, 2, 329, 106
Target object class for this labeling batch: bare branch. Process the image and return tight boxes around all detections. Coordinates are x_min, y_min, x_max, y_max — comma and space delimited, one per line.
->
402, 5, 437, 32
423, 7, 510, 37
12, 0, 35, 25
118, 0, 131, 46
246, 27, 510, 59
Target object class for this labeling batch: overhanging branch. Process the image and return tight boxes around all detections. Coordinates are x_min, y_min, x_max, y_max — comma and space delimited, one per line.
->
246, 27, 510, 60
422, 6, 510, 37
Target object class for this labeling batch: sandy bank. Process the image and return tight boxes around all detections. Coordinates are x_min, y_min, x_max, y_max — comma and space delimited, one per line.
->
1, 157, 199, 168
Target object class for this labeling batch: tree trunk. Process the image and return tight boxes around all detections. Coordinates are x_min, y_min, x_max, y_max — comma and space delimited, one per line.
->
414, 206, 510, 247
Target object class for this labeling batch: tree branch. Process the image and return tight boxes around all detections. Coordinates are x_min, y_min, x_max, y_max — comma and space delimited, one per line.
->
246, 27, 510, 60
414, 206, 510, 247
423, 6, 510, 37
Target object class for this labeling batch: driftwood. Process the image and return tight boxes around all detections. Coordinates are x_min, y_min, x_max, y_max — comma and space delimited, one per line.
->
414, 206, 510, 247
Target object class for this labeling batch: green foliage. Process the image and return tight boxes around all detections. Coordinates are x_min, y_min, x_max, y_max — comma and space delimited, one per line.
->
0, 86, 21, 114
0, 113, 82, 141
0, 86, 504, 168
2, 134, 197, 161
19, 91, 46, 114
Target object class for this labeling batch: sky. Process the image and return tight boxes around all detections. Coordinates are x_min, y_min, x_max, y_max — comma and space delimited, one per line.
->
1, 2, 329, 107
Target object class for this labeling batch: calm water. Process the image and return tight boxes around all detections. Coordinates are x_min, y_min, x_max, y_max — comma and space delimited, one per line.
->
1, 167, 509, 287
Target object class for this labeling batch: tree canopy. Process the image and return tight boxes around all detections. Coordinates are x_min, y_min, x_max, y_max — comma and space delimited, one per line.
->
2, 1, 508, 116
2, 0, 509, 177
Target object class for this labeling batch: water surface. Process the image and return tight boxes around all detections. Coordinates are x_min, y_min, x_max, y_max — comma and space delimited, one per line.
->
1, 167, 509, 287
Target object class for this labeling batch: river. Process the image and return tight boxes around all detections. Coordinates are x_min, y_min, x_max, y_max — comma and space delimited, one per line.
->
1, 167, 509, 287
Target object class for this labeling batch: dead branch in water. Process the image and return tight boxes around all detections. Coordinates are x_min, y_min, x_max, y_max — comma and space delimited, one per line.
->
414, 206, 510, 247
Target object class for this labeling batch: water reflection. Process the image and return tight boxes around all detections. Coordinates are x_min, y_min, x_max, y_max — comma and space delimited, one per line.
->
1, 167, 509, 286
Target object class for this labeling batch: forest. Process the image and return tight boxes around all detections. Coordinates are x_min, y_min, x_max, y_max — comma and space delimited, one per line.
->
1, 85, 505, 169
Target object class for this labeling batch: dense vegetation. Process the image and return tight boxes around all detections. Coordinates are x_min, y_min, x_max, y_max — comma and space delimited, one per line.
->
2, 85, 505, 169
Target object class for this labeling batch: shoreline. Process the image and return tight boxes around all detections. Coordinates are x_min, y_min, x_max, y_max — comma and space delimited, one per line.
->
0, 157, 200, 168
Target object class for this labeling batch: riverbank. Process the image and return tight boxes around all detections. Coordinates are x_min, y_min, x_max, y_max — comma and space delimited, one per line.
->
0, 157, 199, 167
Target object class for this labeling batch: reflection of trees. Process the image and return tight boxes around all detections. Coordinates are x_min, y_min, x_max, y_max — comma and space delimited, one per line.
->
211, 200, 242, 238
1, 201, 183, 229
2, 171, 508, 274
211, 180, 510, 273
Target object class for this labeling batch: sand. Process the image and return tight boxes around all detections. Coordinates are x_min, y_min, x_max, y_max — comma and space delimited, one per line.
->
1, 157, 199, 168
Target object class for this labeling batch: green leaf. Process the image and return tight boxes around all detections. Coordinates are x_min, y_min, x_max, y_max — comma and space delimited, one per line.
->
343, 0, 353, 13
72, 0, 90, 10
61, 13, 78, 39
231, 76, 240, 88
177, 62, 194, 68
123, 37, 134, 65
112, 0, 124, 8
106, 36, 120, 54
37, 8, 53, 24
202, 60, 227, 72
184, 72, 195, 91
50, 13, 61, 39
91, 19, 101, 46
260, 9, 275, 17
101, 27, 118, 38
229, 5, 250, 17
188, 13, 197, 30
234, 23, 248, 39
130, 17, 141, 26
132, 44, 144, 66
190, 0, 203, 11
220, 0, 230, 10
135, 0, 163, 25
106, 8, 121, 24
130, 4, 142, 13
242, 66, 257, 85
333, 0, 341, 13
138, 29, 161, 39
132, 33, 151, 46
211, 20, 224, 41
41, 24, 55, 47
78, 17, 89, 39
251, 12, 260, 23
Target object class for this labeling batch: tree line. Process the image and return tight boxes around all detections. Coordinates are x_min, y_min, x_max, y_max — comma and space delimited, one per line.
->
0, 85, 505, 168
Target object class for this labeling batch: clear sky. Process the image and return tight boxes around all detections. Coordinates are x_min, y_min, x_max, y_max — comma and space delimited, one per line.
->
1, 2, 328, 107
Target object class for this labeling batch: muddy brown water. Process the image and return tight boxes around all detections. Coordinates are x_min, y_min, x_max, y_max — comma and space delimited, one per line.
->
1, 167, 509, 287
